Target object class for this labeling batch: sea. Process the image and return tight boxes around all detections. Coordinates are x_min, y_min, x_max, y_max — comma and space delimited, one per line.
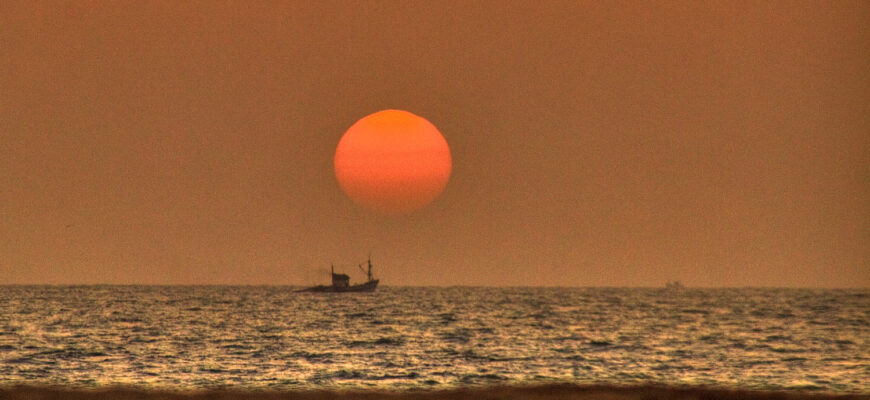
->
0, 286, 867, 393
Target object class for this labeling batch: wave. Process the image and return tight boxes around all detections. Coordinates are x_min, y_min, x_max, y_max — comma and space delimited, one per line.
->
1, 384, 867, 400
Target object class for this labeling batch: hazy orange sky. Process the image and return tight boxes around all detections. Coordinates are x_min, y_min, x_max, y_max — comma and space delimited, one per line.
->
1, 1, 868, 286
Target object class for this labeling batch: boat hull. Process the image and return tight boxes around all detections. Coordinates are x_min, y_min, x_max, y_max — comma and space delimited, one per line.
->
296, 279, 379, 293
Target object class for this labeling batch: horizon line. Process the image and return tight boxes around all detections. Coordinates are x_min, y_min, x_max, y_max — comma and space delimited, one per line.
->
0, 283, 867, 289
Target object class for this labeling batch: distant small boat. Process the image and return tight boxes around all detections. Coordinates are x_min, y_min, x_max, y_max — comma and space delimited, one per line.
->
665, 280, 684, 289
297, 257, 379, 293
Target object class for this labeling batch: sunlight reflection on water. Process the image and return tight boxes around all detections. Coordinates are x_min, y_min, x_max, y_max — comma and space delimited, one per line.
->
0, 286, 867, 392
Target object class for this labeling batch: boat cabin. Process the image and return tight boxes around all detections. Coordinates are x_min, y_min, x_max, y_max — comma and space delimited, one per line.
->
331, 265, 350, 288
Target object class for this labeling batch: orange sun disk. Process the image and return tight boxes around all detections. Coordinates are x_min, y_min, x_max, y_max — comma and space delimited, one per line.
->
334, 110, 452, 214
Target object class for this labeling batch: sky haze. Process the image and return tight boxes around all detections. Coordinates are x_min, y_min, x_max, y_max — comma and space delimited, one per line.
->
1, 1, 868, 287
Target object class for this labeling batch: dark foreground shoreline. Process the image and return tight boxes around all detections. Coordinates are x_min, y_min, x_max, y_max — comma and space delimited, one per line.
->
2, 385, 868, 400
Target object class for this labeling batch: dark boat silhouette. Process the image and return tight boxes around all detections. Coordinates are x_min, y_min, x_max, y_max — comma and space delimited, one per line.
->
665, 280, 684, 289
297, 257, 379, 293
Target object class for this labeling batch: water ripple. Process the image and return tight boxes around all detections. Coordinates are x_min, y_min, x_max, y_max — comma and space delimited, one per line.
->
0, 286, 867, 393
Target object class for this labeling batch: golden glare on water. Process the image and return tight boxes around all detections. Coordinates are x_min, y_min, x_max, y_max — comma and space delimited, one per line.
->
334, 110, 452, 215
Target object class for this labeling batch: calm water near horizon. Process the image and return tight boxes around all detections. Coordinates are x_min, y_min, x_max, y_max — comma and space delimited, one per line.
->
0, 286, 867, 393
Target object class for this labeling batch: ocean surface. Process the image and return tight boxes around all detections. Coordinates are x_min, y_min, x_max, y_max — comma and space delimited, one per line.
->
0, 286, 867, 393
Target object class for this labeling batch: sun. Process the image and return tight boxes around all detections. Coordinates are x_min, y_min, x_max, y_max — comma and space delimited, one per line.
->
334, 110, 452, 215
